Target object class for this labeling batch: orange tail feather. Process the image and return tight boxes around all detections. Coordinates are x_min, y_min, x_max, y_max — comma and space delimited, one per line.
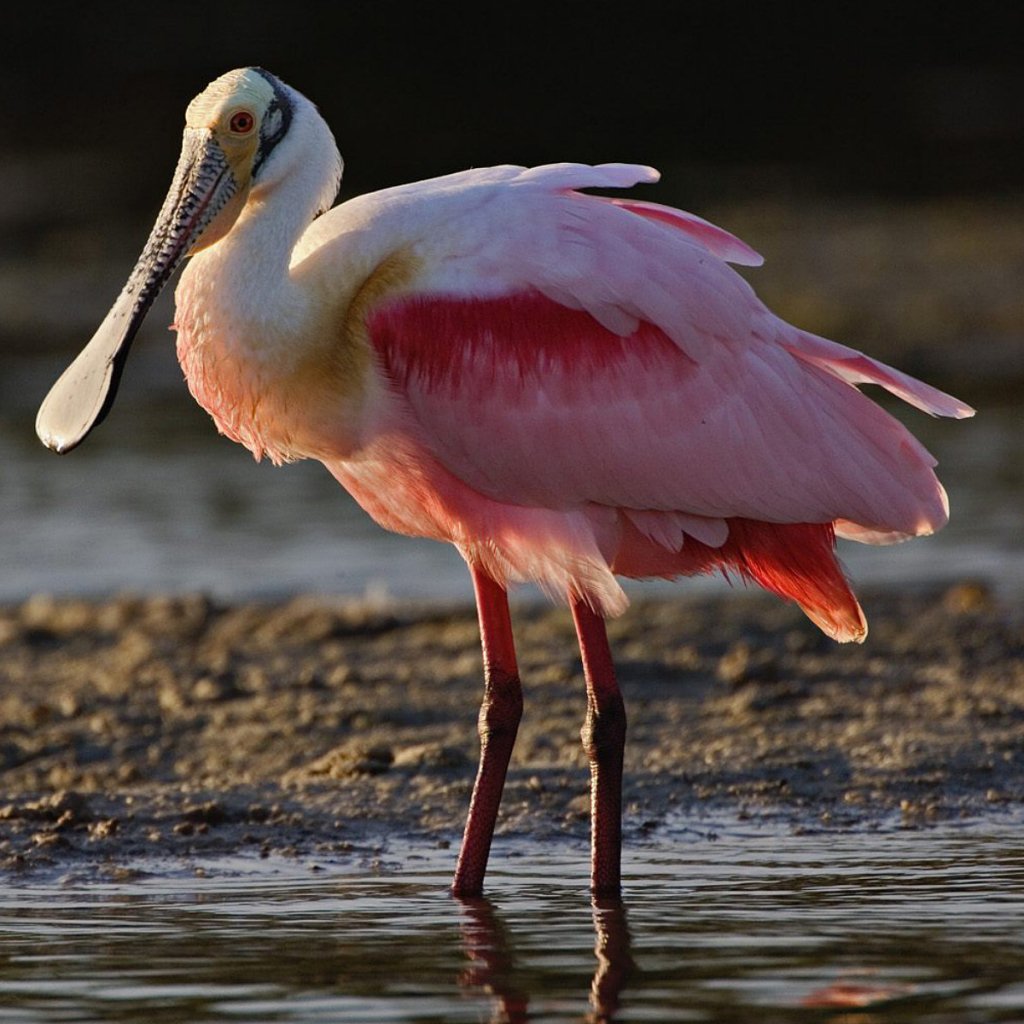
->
723, 520, 866, 642
614, 517, 866, 642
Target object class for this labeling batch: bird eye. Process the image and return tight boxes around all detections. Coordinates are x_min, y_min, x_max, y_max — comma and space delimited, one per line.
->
229, 111, 255, 134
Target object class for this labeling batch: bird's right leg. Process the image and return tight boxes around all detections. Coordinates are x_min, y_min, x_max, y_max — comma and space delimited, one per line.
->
571, 595, 626, 897
451, 566, 523, 897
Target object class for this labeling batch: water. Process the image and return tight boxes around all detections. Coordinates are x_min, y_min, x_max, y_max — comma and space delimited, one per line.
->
1, 347, 1021, 605
0, 822, 1022, 1022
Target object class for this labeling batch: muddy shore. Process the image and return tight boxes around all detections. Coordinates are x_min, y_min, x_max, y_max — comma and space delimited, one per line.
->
1, 580, 1021, 878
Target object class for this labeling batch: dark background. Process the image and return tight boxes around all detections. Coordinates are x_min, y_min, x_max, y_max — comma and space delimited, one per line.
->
4, 2, 1022, 208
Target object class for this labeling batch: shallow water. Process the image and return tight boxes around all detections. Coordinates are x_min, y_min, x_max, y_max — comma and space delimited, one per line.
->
1, 822, 1023, 1022
1, 349, 1021, 605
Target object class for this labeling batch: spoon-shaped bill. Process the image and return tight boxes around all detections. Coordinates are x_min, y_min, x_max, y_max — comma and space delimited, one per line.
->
36, 283, 149, 454
36, 129, 238, 453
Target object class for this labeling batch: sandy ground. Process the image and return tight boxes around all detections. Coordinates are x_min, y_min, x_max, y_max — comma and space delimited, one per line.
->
1, 580, 1021, 878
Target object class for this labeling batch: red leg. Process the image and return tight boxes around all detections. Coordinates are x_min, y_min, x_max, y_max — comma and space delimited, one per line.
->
452, 566, 523, 897
571, 596, 626, 897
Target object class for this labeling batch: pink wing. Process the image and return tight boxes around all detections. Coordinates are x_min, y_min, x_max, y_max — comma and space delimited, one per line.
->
355, 164, 970, 637
375, 290, 955, 532
370, 166, 966, 529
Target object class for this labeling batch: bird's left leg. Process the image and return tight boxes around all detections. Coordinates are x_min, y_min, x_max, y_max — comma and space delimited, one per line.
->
571, 596, 626, 897
452, 566, 524, 897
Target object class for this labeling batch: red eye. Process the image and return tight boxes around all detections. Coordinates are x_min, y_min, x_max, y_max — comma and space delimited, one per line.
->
229, 111, 255, 134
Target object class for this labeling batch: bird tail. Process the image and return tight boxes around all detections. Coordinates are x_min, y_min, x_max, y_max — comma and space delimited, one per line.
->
721, 520, 867, 643
613, 517, 867, 642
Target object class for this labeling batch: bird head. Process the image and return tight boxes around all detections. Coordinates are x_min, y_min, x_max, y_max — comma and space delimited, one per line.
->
177, 67, 300, 250
36, 67, 338, 454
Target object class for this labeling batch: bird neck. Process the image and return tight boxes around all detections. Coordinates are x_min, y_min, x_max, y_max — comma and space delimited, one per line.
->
178, 206, 312, 364
178, 113, 343, 357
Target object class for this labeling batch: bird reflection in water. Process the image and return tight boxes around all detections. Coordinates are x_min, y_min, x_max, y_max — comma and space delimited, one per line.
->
456, 895, 635, 1022
589, 897, 636, 1022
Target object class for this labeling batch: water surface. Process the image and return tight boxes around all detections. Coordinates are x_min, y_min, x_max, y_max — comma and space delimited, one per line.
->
1, 822, 1022, 1022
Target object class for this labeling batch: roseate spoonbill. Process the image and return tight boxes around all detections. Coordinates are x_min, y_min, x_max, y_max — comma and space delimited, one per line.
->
37, 68, 973, 897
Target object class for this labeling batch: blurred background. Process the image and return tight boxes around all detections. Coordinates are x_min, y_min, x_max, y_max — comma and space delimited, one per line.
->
1, 2, 1021, 604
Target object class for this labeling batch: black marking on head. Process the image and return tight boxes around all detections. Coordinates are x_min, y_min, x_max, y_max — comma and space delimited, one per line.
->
251, 67, 294, 178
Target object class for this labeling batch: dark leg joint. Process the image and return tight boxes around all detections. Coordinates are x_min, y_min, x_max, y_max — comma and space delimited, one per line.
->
479, 668, 523, 744
581, 694, 627, 766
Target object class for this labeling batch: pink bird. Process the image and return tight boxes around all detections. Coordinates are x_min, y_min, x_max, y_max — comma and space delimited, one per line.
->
37, 68, 973, 896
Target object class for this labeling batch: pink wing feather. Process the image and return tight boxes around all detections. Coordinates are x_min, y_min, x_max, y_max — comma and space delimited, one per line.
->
603, 198, 765, 267
350, 164, 969, 639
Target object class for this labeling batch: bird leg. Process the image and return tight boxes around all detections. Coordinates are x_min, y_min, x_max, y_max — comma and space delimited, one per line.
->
452, 566, 524, 897
571, 596, 626, 897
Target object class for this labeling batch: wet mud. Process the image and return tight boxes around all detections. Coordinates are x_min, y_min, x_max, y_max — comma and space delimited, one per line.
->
1, 580, 1021, 878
